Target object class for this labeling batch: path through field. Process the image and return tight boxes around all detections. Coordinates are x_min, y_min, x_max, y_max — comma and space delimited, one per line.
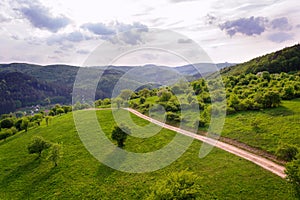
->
125, 108, 286, 178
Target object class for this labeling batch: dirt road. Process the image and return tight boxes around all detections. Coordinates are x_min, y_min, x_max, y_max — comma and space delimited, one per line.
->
125, 108, 286, 178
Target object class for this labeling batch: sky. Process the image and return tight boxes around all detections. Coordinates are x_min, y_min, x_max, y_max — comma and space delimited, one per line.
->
0, 0, 299, 66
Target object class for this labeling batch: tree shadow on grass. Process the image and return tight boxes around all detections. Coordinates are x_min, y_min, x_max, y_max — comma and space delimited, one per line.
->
263, 105, 294, 116
1, 156, 59, 199
20, 166, 59, 199
1, 157, 41, 188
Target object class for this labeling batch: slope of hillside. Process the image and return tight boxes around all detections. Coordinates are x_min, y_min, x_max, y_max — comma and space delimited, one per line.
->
0, 110, 294, 199
221, 44, 300, 75
0, 71, 69, 114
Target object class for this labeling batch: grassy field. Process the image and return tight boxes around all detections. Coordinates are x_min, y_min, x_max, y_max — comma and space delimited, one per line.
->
0, 109, 296, 199
222, 98, 300, 154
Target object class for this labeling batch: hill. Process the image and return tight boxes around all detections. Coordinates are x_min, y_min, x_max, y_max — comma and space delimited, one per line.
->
0, 109, 294, 199
0, 71, 69, 114
0, 62, 234, 114
221, 44, 300, 75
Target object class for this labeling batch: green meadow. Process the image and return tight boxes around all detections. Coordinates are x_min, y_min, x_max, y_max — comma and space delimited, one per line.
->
0, 109, 295, 199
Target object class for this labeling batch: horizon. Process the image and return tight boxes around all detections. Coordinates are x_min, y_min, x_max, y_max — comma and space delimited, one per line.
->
0, 1, 299, 66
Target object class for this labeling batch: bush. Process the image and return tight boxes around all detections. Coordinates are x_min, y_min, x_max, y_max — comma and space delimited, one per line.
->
147, 170, 202, 200
276, 144, 299, 162
111, 124, 131, 148
47, 143, 62, 167
285, 153, 300, 198
28, 136, 51, 158
166, 112, 180, 122
0, 118, 14, 129
0, 131, 11, 141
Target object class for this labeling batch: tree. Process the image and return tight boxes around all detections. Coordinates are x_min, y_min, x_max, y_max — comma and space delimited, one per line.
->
285, 153, 300, 198
47, 143, 61, 167
21, 118, 29, 132
111, 124, 130, 148
147, 170, 202, 200
114, 98, 123, 109
119, 89, 133, 100
45, 116, 52, 126
56, 108, 65, 115
27, 136, 51, 158
0, 118, 14, 129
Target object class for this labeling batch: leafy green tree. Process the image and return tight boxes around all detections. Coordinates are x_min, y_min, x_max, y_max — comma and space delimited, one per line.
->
285, 153, 300, 198
27, 136, 51, 158
21, 118, 29, 132
114, 98, 123, 109
111, 124, 130, 148
119, 89, 133, 100
56, 108, 65, 115
147, 170, 202, 200
15, 118, 23, 131
47, 143, 61, 167
0, 118, 14, 129
45, 116, 52, 126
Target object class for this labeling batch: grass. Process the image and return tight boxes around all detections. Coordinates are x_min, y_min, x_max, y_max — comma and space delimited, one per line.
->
0, 109, 296, 199
222, 98, 300, 153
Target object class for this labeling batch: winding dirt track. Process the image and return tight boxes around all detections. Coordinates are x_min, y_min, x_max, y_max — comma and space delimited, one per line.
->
125, 108, 286, 178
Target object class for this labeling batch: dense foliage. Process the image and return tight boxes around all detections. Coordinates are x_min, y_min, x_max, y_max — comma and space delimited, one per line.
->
221, 44, 300, 75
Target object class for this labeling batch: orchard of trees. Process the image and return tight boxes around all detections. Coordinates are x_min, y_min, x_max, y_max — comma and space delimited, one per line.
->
0, 104, 72, 141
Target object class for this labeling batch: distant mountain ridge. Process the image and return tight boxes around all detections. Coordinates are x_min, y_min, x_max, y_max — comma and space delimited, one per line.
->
0, 62, 235, 114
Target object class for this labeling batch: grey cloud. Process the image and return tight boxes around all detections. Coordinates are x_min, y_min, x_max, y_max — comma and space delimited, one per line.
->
116, 22, 148, 45
219, 16, 267, 36
82, 21, 149, 45
177, 38, 192, 44
54, 50, 63, 54
81, 23, 115, 35
170, 0, 198, 3
17, 1, 70, 32
271, 17, 292, 31
76, 50, 90, 55
296, 24, 300, 28
205, 14, 217, 25
59, 44, 74, 51
116, 22, 148, 33
0, 13, 11, 23
47, 31, 91, 45
268, 32, 293, 43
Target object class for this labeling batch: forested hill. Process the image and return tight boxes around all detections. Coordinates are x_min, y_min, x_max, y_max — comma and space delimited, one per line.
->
0, 71, 69, 114
221, 44, 300, 76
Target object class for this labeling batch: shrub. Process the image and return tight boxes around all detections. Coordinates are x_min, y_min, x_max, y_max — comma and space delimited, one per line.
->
111, 124, 131, 148
276, 144, 299, 162
147, 170, 202, 200
0, 118, 14, 129
0, 131, 11, 141
28, 136, 51, 158
285, 153, 300, 198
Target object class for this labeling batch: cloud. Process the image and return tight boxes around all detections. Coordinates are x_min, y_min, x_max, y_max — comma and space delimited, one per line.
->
219, 16, 267, 36
82, 21, 148, 45
46, 31, 91, 45
117, 23, 148, 45
170, 0, 198, 3
177, 38, 193, 44
76, 49, 90, 55
267, 32, 293, 43
271, 17, 292, 31
81, 23, 115, 35
0, 13, 11, 23
17, 1, 70, 32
